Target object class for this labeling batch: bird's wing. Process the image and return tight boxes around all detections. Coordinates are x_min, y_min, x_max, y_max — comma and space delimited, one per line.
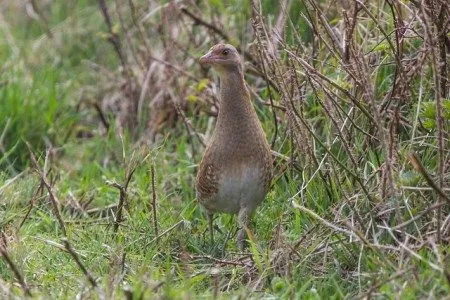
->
196, 151, 219, 202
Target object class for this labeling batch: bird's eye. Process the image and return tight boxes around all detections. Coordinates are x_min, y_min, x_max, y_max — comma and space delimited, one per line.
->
222, 49, 230, 55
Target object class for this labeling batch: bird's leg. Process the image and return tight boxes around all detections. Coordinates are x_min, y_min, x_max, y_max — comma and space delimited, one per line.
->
207, 212, 214, 243
237, 208, 251, 250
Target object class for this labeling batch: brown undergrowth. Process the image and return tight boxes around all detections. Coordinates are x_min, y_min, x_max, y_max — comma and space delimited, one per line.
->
1, 0, 449, 298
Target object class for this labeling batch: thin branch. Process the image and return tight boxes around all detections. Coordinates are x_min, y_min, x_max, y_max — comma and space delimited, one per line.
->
28, 146, 67, 236
392, 201, 447, 230
179, 6, 258, 66
62, 238, 98, 288
144, 220, 186, 247
97, 0, 127, 71
292, 201, 359, 239
0, 246, 32, 296
408, 152, 450, 205
150, 163, 159, 238
107, 166, 137, 233
19, 182, 44, 229
179, 6, 229, 40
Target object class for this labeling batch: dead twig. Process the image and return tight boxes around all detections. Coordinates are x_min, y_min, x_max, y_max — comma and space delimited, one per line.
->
179, 6, 229, 40
191, 255, 252, 267
358, 268, 411, 299
392, 201, 447, 230
92, 102, 110, 131
62, 238, 98, 288
97, 0, 127, 71
144, 220, 186, 247
150, 163, 159, 239
251, 11, 279, 149
0, 246, 32, 296
107, 166, 137, 233
408, 153, 450, 205
19, 181, 44, 229
179, 6, 258, 67
422, 0, 447, 243
27, 146, 67, 236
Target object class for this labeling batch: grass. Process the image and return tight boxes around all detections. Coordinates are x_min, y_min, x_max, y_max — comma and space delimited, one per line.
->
1, 0, 449, 298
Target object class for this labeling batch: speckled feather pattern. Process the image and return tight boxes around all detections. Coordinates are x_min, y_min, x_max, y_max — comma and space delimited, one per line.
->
196, 61, 272, 216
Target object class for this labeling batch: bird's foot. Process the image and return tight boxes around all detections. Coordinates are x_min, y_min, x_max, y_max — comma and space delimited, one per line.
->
237, 228, 248, 250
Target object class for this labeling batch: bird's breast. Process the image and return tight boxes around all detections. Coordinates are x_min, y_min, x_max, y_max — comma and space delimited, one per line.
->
209, 163, 267, 214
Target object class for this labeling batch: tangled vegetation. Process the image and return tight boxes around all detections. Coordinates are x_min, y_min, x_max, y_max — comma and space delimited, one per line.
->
1, 0, 449, 298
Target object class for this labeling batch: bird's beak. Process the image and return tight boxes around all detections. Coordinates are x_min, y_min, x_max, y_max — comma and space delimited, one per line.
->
199, 50, 215, 65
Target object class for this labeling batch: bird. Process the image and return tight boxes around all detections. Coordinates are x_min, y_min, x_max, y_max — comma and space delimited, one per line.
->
196, 43, 272, 249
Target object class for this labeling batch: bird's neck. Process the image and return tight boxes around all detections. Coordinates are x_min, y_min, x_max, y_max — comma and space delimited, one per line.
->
216, 68, 255, 130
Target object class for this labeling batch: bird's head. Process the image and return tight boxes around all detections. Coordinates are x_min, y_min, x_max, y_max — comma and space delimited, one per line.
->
199, 44, 242, 73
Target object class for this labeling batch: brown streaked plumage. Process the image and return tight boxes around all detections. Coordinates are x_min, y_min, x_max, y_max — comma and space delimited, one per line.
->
196, 43, 272, 249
